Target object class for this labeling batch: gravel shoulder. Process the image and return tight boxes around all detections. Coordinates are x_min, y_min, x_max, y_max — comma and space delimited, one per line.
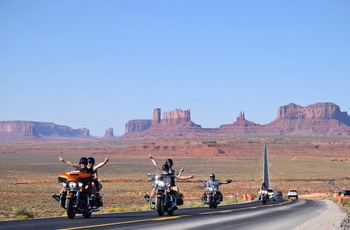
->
294, 199, 350, 230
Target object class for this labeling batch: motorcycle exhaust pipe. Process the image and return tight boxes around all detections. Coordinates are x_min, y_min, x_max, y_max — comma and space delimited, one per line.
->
88, 207, 101, 213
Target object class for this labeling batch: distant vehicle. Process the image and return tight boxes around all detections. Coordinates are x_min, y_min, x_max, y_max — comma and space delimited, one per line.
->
267, 188, 276, 201
342, 190, 350, 196
287, 189, 299, 199
276, 190, 283, 198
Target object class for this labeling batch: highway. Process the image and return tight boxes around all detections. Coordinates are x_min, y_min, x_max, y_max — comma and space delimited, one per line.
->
0, 198, 328, 230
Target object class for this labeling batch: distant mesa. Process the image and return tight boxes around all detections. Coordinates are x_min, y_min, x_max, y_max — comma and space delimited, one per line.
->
0, 121, 90, 141
120, 102, 350, 138
1, 102, 350, 141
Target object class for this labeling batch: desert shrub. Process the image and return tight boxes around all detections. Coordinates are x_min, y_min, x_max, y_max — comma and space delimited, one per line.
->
14, 206, 34, 219
104, 207, 125, 213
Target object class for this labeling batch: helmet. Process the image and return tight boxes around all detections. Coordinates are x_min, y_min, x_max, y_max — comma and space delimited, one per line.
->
87, 157, 95, 165
162, 164, 170, 172
165, 159, 173, 166
79, 157, 88, 165
210, 174, 215, 180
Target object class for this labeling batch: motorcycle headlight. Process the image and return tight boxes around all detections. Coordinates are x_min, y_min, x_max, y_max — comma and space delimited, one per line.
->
78, 182, 83, 188
208, 188, 214, 192
59, 182, 67, 187
157, 181, 165, 187
68, 182, 77, 189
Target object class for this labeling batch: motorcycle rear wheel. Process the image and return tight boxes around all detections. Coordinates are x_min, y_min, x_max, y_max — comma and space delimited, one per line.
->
83, 212, 92, 218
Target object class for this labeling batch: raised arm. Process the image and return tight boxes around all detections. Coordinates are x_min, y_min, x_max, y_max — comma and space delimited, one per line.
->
177, 167, 184, 177
93, 155, 110, 171
149, 154, 161, 170
176, 174, 195, 180
59, 156, 77, 167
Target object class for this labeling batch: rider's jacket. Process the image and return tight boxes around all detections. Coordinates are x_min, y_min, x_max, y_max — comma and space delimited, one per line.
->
205, 180, 220, 190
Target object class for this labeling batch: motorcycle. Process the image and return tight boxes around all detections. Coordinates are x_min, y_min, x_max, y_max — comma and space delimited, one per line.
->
57, 167, 102, 219
146, 170, 182, 216
259, 189, 269, 205
201, 179, 232, 209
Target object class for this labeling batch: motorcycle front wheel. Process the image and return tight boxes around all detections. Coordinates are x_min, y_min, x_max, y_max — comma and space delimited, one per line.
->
209, 197, 214, 209
156, 198, 165, 216
66, 198, 76, 219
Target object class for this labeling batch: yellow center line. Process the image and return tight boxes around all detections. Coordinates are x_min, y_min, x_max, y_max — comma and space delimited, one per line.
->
59, 201, 292, 230
58, 215, 190, 230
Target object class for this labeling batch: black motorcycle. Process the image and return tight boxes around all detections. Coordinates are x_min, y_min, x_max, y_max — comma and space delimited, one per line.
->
201, 179, 232, 209
146, 171, 179, 216
259, 189, 269, 205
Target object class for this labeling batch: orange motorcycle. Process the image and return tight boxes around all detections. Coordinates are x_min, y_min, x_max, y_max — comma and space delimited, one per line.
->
57, 169, 102, 219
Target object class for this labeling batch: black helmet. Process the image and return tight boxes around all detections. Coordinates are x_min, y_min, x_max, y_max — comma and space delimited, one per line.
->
162, 164, 170, 172
87, 157, 95, 165
79, 157, 88, 165
210, 174, 215, 180
165, 159, 173, 166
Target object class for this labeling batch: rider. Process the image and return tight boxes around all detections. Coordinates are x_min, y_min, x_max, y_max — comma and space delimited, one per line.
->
202, 174, 231, 202
52, 157, 89, 201
259, 182, 268, 200
86, 155, 110, 201
145, 155, 194, 202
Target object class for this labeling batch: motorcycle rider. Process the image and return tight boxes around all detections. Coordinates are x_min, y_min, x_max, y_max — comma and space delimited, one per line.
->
52, 157, 89, 201
86, 155, 110, 202
259, 182, 268, 200
145, 155, 194, 202
202, 174, 231, 202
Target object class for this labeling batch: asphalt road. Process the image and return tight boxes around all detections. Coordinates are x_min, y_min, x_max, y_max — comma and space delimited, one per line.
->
0, 198, 327, 230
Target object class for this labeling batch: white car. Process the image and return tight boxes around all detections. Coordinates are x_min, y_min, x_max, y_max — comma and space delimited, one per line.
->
267, 188, 276, 201
287, 189, 298, 199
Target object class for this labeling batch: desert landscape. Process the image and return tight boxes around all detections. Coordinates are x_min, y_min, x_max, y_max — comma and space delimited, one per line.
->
1, 136, 350, 220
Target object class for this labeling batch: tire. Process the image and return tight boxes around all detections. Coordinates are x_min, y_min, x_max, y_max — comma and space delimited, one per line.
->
156, 197, 165, 216
209, 196, 214, 209
83, 212, 92, 218
296, 196, 298, 199
167, 210, 174, 216
66, 198, 76, 219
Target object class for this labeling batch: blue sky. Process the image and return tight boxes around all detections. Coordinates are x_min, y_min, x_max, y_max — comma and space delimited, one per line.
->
1, 1, 349, 136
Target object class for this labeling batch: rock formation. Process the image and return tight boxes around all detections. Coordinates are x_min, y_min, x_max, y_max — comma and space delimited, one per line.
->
102, 127, 117, 140
125, 120, 152, 134
1, 102, 350, 141
0, 121, 90, 141
120, 103, 350, 138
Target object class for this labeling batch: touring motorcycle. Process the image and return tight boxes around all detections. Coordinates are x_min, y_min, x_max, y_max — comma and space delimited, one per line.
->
259, 189, 269, 205
201, 179, 232, 209
57, 168, 102, 219
146, 170, 182, 216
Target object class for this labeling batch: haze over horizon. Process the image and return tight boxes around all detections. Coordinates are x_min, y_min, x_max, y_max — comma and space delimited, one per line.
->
1, 1, 349, 136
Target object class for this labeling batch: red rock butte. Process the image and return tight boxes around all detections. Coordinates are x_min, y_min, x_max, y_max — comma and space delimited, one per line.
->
1, 102, 350, 141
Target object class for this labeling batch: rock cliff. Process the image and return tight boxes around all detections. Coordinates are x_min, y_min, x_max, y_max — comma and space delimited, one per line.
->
0, 121, 90, 141
120, 103, 350, 138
